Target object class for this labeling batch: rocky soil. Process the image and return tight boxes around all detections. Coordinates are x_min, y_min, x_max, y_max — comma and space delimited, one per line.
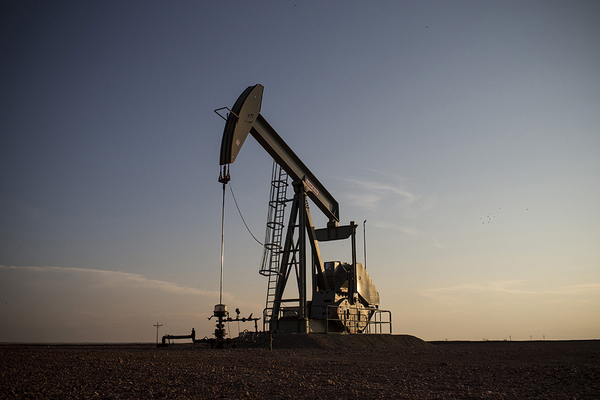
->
1, 336, 598, 399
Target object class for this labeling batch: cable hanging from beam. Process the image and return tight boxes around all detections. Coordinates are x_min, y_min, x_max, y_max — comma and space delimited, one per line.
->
228, 182, 264, 247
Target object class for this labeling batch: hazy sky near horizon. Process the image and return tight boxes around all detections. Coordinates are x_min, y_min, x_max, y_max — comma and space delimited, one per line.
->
1, 0, 599, 342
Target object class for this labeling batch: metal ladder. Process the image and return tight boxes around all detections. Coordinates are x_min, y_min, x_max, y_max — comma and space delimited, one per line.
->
259, 161, 289, 328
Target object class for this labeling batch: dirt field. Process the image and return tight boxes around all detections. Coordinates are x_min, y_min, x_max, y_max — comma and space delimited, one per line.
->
1, 335, 598, 399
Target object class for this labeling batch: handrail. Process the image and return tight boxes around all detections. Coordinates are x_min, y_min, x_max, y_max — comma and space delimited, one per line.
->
367, 309, 393, 334
263, 305, 392, 334
325, 305, 392, 334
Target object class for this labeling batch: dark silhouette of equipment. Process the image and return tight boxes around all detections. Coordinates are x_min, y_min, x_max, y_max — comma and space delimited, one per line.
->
158, 85, 391, 348
217, 84, 389, 334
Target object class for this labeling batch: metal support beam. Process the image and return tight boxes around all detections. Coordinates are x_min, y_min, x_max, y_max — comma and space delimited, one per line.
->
299, 185, 307, 324
305, 208, 329, 292
251, 115, 339, 224
350, 221, 357, 305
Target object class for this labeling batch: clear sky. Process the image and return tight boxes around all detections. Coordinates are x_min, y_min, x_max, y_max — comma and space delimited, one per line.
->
1, 0, 598, 342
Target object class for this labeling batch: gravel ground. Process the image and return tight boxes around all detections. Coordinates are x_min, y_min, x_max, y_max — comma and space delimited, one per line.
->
1, 336, 598, 399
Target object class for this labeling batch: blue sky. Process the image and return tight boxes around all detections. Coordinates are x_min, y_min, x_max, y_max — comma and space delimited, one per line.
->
1, 0, 599, 342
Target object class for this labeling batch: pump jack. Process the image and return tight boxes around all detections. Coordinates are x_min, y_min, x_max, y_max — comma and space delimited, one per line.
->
217, 85, 387, 335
